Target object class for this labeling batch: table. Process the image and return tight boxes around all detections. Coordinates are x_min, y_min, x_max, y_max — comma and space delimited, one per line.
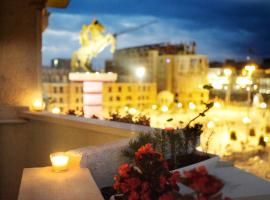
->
18, 166, 104, 200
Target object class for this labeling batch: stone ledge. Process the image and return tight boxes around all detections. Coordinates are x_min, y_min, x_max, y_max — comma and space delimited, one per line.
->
19, 111, 153, 138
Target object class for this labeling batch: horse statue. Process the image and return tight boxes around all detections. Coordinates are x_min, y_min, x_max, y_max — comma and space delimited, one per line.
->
71, 19, 116, 71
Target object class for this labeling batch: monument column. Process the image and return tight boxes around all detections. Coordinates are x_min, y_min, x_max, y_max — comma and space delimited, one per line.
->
0, 0, 46, 117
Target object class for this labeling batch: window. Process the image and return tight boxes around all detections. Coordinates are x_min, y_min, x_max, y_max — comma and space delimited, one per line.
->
59, 97, 63, 103
75, 87, 79, 93
126, 96, 132, 101
109, 96, 113, 101
53, 87, 57, 93
59, 86, 63, 93
108, 87, 112, 92
116, 96, 121, 101
76, 98, 79, 103
118, 86, 122, 92
127, 86, 131, 92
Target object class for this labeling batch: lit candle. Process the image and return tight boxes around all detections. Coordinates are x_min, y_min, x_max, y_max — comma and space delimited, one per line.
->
50, 152, 69, 172
51, 107, 61, 114
31, 100, 45, 112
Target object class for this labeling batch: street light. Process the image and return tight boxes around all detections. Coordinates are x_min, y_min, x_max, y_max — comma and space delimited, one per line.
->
224, 68, 232, 104
135, 67, 145, 80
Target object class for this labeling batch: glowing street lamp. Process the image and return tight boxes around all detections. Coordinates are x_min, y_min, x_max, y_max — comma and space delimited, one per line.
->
244, 64, 256, 76
189, 102, 196, 110
224, 68, 232, 77
161, 105, 168, 112
242, 116, 251, 124
259, 102, 267, 109
135, 67, 145, 79
152, 104, 157, 110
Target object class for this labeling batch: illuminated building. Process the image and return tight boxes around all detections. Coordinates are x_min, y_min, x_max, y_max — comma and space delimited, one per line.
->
42, 65, 156, 114
106, 42, 209, 107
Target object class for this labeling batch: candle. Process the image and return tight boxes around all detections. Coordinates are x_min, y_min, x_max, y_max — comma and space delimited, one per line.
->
31, 100, 45, 112
51, 107, 61, 114
50, 152, 69, 172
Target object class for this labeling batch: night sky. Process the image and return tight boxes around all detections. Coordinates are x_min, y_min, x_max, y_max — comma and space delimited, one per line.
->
43, 0, 270, 68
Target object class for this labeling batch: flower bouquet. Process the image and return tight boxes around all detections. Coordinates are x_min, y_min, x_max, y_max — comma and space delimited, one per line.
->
113, 144, 231, 200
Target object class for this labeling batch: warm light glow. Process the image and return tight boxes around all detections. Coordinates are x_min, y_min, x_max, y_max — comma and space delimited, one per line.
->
244, 64, 256, 76
161, 105, 168, 112
189, 102, 196, 110
124, 106, 129, 111
214, 102, 221, 108
50, 152, 69, 172
253, 84, 258, 90
31, 100, 44, 112
242, 116, 251, 124
196, 146, 203, 152
52, 107, 61, 114
135, 67, 145, 79
224, 68, 232, 77
264, 137, 269, 143
128, 108, 137, 115
207, 121, 215, 128
177, 103, 183, 108
259, 102, 267, 109
152, 105, 157, 110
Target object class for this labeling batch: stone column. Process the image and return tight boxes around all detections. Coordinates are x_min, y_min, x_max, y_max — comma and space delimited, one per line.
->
0, 0, 45, 116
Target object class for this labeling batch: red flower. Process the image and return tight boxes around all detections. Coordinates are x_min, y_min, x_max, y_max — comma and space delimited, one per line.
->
126, 177, 141, 190
142, 182, 150, 192
135, 143, 154, 158
196, 166, 207, 175
169, 171, 181, 185
120, 182, 130, 193
159, 175, 167, 188
118, 163, 130, 178
158, 193, 173, 200
128, 191, 139, 200
113, 175, 120, 190
164, 127, 174, 131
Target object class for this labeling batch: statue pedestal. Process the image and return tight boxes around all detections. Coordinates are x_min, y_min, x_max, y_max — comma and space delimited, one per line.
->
69, 72, 117, 118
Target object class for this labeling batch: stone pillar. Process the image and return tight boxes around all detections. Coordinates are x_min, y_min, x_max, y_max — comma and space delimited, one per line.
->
0, 0, 45, 114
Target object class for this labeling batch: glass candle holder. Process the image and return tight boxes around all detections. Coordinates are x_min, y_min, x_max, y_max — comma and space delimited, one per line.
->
50, 152, 69, 172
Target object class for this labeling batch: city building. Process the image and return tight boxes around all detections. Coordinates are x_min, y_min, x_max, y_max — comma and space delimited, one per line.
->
42, 65, 157, 114
106, 42, 209, 107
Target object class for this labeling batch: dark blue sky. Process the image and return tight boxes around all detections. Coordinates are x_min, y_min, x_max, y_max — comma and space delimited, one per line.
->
42, 0, 270, 68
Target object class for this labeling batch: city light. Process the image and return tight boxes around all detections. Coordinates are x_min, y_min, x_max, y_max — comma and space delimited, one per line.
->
244, 64, 256, 76
214, 102, 221, 108
161, 105, 168, 112
52, 107, 61, 114
264, 137, 269, 143
189, 102, 196, 110
242, 116, 251, 124
152, 104, 157, 110
224, 68, 232, 77
124, 106, 129, 111
207, 121, 215, 128
135, 67, 146, 79
177, 103, 182, 108
128, 108, 137, 115
260, 102, 267, 109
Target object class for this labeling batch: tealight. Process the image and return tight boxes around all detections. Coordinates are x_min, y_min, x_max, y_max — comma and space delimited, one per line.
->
50, 152, 69, 172
31, 100, 45, 112
51, 107, 61, 114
